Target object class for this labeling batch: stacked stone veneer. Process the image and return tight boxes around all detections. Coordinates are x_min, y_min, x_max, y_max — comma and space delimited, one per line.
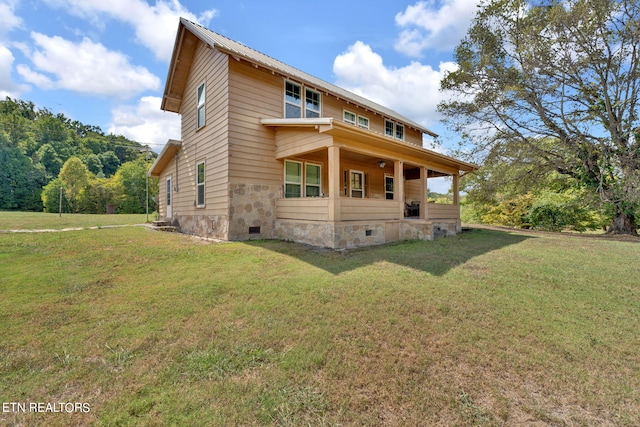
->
169, 183, 281, 241
228, 183, 281, 240
171, 214, 230, 240
275, 220, 386, 249
275, 219, 461, 249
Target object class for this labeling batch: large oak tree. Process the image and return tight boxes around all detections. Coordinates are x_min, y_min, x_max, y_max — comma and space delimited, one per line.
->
440, 0, 640, 234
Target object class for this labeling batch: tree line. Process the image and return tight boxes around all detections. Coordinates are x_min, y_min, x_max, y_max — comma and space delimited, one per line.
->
0, 97, 158, 214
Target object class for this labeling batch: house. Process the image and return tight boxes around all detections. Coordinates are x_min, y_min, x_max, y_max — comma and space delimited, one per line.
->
148, 18, 476, 249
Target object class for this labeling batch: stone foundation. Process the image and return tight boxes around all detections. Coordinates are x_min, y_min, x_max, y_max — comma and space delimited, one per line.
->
171, 214, 229, 240
228, 183, 281, 240
275, 219, 459, 249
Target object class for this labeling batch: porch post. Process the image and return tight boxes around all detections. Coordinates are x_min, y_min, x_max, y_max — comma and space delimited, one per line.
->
328, 145, 341, 222
453, 174, 460, 205
420, 167, 427, 220
395, 160, 404, 219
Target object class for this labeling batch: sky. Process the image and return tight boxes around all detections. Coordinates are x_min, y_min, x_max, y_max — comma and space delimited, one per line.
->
0, 0, 480, 154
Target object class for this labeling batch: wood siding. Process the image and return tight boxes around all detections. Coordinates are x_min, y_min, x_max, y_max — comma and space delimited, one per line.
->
340, 198, 400, 221
276, 198, 329, 221
322, 95, 423, 146
427, 204, 460, 219
159, 41, 230, 218
227, 59, 282, 186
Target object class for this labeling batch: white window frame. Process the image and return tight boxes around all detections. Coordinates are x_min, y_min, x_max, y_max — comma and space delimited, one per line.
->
350, 170, 365, 199
385, 174, 394, 200
305, 88, 321, 118
358, 115, 370, 129
285, 81, 302, 118
196, 161, 205, 207
305, 162, 322, 197
284, 160, 303, 198
385, 119, 404, 140
343, 110, 356, 125
196, 82, 206, 129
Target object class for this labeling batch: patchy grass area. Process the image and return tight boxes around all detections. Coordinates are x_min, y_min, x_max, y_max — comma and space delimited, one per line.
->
0, 211, 149, 230
1, 226, 639, 426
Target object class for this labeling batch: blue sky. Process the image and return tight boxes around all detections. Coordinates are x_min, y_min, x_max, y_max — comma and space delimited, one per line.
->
0, 0, 479, 153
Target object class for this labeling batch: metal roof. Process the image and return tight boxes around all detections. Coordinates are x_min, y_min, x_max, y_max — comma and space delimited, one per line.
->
179, 18, 438, 137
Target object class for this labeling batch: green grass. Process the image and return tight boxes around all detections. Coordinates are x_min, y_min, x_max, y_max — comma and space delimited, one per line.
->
0, 211, 150, 230
1, 222, 639, 426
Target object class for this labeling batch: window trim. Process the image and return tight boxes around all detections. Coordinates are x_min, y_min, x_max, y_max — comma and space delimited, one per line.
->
385, 118, 404, 140
284, 160, 323, 198
305, 88, 321, 118
385, 174, 394, 200
285, 81, 302, 118
358, 115, 370, 129
196, 82, 206, 129
305, 162, 322, 197
343, 110, 356, 125
349, 169, 365, 199
284, 159, 303, 198
196, 161, 205, 208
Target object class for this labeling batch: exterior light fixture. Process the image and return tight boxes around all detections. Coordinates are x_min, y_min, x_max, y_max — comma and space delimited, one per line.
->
377, 160, 386, 168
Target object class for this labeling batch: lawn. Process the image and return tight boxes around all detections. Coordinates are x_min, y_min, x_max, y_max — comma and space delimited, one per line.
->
0, 219, 639, 426
0, 211, 150, 230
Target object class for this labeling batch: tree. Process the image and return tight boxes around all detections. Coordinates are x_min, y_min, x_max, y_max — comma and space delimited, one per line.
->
0, 132, 46, 210
58, 157, 90, 213
440, 0, 640, 234
110, 158, 158, 213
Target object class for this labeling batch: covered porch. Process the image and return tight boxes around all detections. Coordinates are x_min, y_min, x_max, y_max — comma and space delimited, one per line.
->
261, 118, 475, 248
262, 118, 473, 224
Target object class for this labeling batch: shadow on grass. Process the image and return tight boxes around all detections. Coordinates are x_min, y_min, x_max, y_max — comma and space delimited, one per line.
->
245, 228, 533, 276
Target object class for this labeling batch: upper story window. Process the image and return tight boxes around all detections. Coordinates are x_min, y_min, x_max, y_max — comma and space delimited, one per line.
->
305, 89, 320, 118
285, 81, 301, 118
285, 81, 321, 118
385, 119, 404, 140
358, 116, 370, 129
343, 110, 356, 125
197, 82, 206, 129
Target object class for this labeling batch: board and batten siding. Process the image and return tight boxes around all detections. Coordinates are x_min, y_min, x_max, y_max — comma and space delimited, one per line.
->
169, 41, 230, 217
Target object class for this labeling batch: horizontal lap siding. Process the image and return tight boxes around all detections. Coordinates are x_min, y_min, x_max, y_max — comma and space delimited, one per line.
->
427, 204, 460, 219
323, 94, 423, 146
228, 60, 282, 186
340, 198, 400, 221
176, 43, 229, 216
276, 198, 329, 221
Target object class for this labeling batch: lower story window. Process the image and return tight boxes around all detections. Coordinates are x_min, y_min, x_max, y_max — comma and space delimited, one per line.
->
284, 160, 322, 197
385, 175, 394, 200
350, 170, 364, 198
196, 161, 205, 207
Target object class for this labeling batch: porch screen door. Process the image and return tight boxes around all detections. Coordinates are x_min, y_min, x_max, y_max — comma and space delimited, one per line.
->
350, 170, 364, 198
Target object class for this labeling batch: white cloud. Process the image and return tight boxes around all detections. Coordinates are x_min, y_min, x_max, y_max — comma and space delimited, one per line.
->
43, 0, 218, 62
17, 32, 160, 97
108, 96, 180, 152
333, 41, 458, 132
394, 0, 478, 57
0, 44, 28, 98
0, 0, 22, 39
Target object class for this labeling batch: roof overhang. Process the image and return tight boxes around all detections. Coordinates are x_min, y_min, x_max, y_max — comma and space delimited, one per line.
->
261, 118, 477, 174
161, 21, 199, 113
148, 139, 182, 177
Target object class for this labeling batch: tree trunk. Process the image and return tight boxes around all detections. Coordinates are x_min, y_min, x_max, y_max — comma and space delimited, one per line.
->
607, 210, 638, 235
